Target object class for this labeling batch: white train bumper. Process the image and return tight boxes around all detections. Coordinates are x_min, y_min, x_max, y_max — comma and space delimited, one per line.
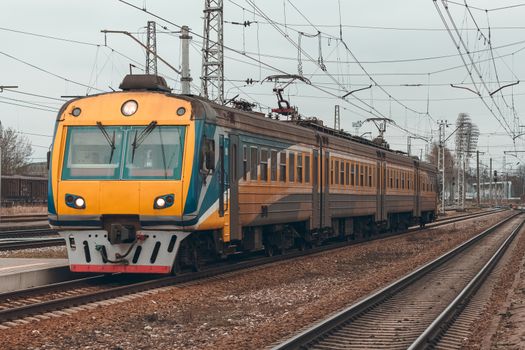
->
60, 230, 190, 274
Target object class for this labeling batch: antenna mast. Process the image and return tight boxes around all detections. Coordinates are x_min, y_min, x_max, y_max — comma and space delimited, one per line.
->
201, 0, 224, 104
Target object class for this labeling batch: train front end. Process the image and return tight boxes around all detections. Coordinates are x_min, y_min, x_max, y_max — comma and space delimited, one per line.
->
48, 76, 199, 274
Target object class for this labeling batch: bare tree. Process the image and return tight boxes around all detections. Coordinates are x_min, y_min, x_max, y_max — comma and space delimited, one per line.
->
0, 123, 33, 175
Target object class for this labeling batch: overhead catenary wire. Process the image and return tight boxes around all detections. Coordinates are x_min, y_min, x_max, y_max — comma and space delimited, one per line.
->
433, 1, 515, 138
117, 0, 408, 124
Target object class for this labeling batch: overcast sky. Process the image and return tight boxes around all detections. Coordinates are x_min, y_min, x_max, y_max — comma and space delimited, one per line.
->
1, 0, 524, 172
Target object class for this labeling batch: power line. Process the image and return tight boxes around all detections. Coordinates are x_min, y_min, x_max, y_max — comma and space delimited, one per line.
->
0, 50, 105, 93
3, 88, 67, 102
434, 1, 515, 137
0, 100, 57, 113
117, 0, 402, 123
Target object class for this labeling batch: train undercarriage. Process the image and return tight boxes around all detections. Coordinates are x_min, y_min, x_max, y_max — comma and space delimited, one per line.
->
177, 210, 436, 272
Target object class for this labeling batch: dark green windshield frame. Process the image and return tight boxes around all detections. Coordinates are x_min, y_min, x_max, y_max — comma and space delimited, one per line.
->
62, 125, 186, 180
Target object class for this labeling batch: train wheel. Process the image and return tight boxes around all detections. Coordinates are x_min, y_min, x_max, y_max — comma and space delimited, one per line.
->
265, 244, 275, 257
172, 256, 182, 275
191, 247, 201, 272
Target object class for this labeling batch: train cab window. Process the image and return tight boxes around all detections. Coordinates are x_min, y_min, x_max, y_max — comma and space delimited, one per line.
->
305, 155, 311, 183
335, 160, 339, 185
289, 152, 295, 182
250, 147, 258, 181
340, 161, 345, 185
279, 152, 286, 182
270, 150, 277, 181
345, 162, 350, 186
260, 149, 268, 182
297, 154, 303, 183
242, 146, 248, 181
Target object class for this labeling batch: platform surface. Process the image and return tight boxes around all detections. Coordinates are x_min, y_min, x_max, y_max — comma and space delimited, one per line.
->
0, 258, 67, 276
0, 258, 70, 292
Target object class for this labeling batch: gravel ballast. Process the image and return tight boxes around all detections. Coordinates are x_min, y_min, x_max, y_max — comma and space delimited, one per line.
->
0, 211, 513, 350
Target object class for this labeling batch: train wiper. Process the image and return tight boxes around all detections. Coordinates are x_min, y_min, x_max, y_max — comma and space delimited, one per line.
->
96, 122, 116, 163
131, 121, 158, 163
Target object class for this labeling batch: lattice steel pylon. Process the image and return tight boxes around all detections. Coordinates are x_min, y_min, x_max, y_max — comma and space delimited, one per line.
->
146, 21, 158, 75
455, 113, 479, 210
437, 120, 448, 213
201, 0, 224, 104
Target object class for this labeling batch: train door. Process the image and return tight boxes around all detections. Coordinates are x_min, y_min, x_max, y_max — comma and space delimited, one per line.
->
312, 149, 320, 229
228, 134, 241, 241
376, 151, 387, 223
323, 150, 330, 228
414, 162, 421, 218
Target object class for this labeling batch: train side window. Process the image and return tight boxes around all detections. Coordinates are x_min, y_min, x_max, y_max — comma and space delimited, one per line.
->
359, 164, 365, 186
345, 162, 350, 186
305, 155, 310, 183
242, 146, 248, 181
270, 150, 277, 181
260, 149, 268, 182
279, 152, 286, 182
289, 152, 295, 182
335, 160, 339, 185
330, 160, 334, 185
297, 154, 303, 183
250, 147, 258, 181
351, 162, 355, 186
340, 161, 345, 185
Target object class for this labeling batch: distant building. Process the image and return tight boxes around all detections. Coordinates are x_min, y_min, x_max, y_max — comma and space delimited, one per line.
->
17, 162, 48, 178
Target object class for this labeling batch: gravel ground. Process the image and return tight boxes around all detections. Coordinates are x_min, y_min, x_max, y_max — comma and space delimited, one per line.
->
463, 217, 525, 349
0, 246, 67, 259
0, 211, 513, 350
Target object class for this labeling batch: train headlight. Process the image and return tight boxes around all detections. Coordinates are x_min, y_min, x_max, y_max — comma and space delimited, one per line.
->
121, 100, 138, 116
156, 198, 166, 208
154, 194, 174, 209
75, 197, 85, 208
65, 194, 86, 209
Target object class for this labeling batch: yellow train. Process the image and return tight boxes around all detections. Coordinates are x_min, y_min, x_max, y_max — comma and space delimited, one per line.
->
48, 74, 437, 274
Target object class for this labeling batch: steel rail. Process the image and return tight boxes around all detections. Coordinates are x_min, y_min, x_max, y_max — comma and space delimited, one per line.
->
0, 211, 514, 325
0, 209, 504, 252
0, 228, 56, 239
271, 212, 521, 350
0, 238, 64, 251
408, 217, 525, 349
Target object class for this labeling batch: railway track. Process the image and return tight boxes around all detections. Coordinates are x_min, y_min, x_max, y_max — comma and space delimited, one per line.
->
0, 237, 64, 251
0, 209, 503, 252
272, 213, 524, 350
0, 214, 47, 223
0, 209, 513, 328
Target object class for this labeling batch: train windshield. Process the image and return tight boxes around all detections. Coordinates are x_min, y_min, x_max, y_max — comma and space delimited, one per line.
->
62, 126, 124, 180
62, 125, 185, 180
123, 126, 185, 180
